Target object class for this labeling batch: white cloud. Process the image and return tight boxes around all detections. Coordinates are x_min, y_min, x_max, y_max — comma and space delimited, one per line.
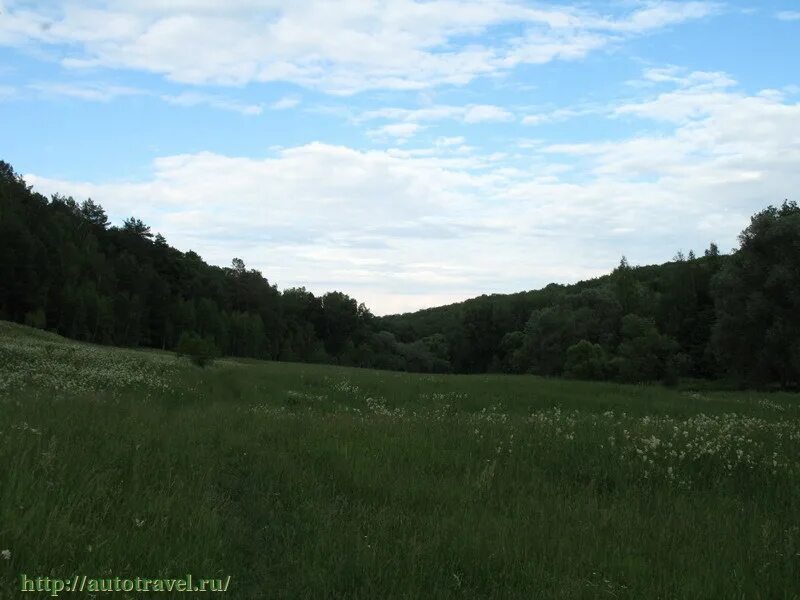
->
161, 91, 262, 115
24, 71, 800, 314
360, 105, 463, 122
521, 69, 740, 127
24, 81, 265, 115
522, 106, 598, 125
368, 122, 425, 142
599, 2, 719, 32
545, 72, 800, 198
435, 136, 466, 147
521, 114, 547, 126
30, 81, 143, 102
360, 103, 514, 124
522, 69, 739, 126
614, 69, 738, 123
776, 11, 800, 21
270, 96, 300, 110
462, 104, 514, 123
0, 1, 718, 93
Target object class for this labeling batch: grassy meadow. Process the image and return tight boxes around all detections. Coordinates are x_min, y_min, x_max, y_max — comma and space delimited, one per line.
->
1, 320, 799, 598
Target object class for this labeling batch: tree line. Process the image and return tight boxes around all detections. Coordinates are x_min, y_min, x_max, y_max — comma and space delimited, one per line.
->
1, 160, 797, 388
380, 204, 800, 388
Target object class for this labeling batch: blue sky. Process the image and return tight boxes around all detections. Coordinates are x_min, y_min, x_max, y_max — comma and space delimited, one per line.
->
1, 1, 799, 314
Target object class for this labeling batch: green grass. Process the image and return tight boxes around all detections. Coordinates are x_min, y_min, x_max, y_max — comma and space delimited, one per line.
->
1, 321, 799, 599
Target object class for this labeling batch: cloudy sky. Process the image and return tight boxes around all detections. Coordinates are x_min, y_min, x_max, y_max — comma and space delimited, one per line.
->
1, 1, 799, 314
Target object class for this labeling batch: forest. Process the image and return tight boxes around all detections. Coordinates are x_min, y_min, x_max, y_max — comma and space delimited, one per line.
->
1, 160, 798, 388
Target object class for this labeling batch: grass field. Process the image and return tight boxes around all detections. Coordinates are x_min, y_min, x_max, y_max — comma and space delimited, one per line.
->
1, 321, 799, 599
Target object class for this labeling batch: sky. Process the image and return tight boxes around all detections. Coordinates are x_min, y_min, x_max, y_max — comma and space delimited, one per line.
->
1, 1, 799, 315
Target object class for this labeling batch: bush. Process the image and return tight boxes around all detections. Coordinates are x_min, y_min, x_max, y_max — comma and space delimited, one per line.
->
563, 340, 608, 380
176, 332, 219, 367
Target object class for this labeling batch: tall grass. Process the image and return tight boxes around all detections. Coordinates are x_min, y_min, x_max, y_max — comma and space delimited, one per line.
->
1, 322, 798, 598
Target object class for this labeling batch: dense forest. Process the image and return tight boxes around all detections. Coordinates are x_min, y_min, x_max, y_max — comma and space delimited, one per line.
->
1, 160, 798, 388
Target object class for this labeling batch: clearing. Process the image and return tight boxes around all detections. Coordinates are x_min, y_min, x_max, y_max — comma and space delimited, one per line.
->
1, 321, 798, 598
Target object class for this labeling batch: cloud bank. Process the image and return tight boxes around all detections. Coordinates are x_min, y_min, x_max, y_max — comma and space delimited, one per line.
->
1, 0, 717, 93
24, 70, 800, 314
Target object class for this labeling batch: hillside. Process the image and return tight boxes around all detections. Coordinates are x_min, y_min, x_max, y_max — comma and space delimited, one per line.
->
2, 159, 799, 387
378, 258, 719, 344
377, 254, 726, 378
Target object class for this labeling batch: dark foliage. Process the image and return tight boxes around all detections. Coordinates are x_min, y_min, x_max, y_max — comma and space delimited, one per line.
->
175, 331, 218, 367
378, 207, 798, 388
1, 160, 796, 387
711, 201, 800, 387
0, 161, 375, 366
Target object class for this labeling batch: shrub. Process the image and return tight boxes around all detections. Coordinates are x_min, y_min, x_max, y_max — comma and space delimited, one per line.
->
176, 332, 218, 367
563, 340, 608, 380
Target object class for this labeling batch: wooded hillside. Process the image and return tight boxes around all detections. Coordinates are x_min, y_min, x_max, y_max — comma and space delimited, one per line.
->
2, 160, 797, 387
